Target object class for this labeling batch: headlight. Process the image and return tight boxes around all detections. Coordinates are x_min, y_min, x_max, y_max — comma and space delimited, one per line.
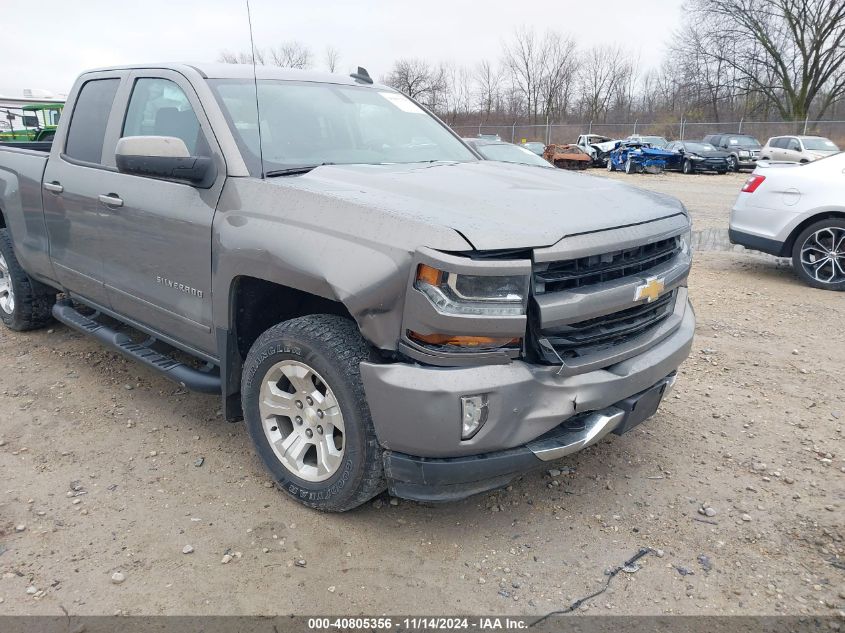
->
739, 150, 750, 157
414, 264, 528, 316
689, 154, 705, 161
680, 228, 692, 256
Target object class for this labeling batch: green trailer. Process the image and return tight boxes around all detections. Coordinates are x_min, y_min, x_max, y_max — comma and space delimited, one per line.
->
0, 102, 64, 142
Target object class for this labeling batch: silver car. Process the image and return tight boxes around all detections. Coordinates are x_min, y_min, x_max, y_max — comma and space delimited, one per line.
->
730, 152, 845, 290
760, 135, 840, 163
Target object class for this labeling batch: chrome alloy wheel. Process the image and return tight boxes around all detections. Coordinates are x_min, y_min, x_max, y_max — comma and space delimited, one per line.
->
259, 360, 345, 482
800, 227, 845, 285
0, 251, 14, 315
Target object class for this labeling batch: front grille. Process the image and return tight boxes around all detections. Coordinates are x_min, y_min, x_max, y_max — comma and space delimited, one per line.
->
533, 236, 680, 294
539, 291, 677, 360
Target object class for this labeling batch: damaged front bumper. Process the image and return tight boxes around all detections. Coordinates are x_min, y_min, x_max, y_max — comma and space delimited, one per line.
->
360, 298, 695, 501
381, 372, 677, 501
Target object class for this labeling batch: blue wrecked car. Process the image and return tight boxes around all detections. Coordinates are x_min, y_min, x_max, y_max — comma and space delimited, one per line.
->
607, 141, 678, 174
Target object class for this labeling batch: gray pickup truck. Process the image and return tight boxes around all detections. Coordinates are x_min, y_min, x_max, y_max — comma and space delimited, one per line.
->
0, 63, 695, 511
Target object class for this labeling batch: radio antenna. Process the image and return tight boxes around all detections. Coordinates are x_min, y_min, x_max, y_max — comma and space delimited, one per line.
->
245, 0, 265, 178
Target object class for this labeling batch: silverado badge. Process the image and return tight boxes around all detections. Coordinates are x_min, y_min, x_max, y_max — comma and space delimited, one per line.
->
634, 276, 665, 303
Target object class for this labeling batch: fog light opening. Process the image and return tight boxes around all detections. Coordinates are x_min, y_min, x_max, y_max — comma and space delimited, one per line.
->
461, 394, 489, 440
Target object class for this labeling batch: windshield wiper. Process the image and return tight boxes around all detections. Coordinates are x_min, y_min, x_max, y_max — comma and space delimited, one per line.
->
264, 162, 335, 178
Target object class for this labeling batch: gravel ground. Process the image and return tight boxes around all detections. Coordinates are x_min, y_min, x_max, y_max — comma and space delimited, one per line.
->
0, 170, 842, 617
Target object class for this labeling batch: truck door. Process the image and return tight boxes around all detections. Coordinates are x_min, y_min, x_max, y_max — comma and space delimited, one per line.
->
93, 70, 224, 357
42, 73, 125, 305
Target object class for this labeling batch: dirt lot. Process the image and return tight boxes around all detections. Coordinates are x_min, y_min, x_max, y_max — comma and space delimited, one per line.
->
0, 171, 842, 617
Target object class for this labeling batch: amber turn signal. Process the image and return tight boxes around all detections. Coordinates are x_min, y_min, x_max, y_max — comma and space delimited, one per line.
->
408, 331, 521, 348
415, 263, 443, 286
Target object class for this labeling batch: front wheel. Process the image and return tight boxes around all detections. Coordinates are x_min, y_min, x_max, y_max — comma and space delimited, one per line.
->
241, 314, 386, 511
0, 228, 55, 331
625, 158, 634, 174
606, 158, 613, 171
791, 219, 845, 291
682, 159, 693, 174
727, 155, 739, 172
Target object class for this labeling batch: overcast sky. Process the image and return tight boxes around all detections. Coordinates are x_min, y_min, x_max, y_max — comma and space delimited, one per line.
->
0, 0, 684, 96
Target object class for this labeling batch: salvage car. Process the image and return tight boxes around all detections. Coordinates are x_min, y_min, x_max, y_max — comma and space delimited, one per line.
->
521, 141, 546, 156
463, 138, 552, 167
665, 140, 729, 174
0, 63, 695, 511
626, 134, 670, 149
730, 153, 845, 291
760, 136, 840, 163
607, 141, 678, 174
542, 143, 591, 170
575, 133, 617, 166
702, 133, 762, 172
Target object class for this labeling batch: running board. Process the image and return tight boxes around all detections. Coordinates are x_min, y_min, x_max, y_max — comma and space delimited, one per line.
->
52, 300, 221, 394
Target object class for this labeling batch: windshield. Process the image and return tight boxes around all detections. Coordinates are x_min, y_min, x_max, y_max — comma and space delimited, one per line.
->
476, 143, 551, 167
727, 135, 761, 148
684, 142, 716, 152
802, 137, 839, 151
209, 79, 476, 175
641, 136, 668, 147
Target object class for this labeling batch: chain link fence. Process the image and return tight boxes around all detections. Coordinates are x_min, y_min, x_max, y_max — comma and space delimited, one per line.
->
452, 120, 845, 146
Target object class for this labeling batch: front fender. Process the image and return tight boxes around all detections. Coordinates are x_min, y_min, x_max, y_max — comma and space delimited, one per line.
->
211, 178, 471, 350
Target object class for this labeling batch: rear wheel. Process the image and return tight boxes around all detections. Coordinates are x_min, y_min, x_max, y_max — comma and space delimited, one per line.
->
0, 228, 56, 331
241, 314, 386, 511
791, 219, 845, 291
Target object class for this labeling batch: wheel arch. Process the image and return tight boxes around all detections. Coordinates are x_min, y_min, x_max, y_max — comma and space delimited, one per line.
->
782, 210, 845, 257
217, 275, 357, 421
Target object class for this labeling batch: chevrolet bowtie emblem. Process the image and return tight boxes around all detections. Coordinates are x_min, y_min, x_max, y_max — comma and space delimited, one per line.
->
635, 276, 665, 303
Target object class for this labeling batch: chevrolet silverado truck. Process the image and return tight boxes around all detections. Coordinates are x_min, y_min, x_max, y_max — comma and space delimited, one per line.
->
0, 63, 695, 511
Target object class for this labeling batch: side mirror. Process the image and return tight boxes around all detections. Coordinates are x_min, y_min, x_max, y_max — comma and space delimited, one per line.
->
115, 136, 214, 186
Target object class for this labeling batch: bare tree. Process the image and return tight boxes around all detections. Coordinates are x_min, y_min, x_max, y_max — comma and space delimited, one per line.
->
474, 60, 504, 120
384, 58, 447, 110
683, 0, 845, 120
503, 26, 544, 123
268, 41, 314, 69
218, 49, 265, 65
578, 46, 631, 121
539, 32, 579, 120
324, 46, 341, 73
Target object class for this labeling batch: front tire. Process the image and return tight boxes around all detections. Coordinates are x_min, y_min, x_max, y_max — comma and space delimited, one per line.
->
682, 159, 693, 174
0, 228, 55, 331
625, 158, 634, 174
727, 155, 739, 172
606, 158, 613, 171
241, 314, 386, 511
791, 219, 845, 291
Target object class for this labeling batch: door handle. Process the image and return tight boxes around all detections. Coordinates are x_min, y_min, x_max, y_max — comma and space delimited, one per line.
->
43, 182, 63, 194
98, 194, 124, 208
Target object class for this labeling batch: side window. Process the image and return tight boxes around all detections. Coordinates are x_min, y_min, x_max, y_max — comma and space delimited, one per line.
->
122, 78, 208, 156
787, 138, 800, 151
64, 78, 120, 164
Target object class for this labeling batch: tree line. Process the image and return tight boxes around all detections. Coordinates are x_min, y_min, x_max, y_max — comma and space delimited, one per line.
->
220, 0, 845, 126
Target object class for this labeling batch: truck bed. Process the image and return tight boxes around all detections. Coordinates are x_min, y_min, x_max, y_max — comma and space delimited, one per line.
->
0, 143, 52, 281
0, 140, 52, 153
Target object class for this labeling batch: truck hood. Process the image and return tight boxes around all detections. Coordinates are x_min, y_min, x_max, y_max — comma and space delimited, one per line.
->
276, 161, 686, 251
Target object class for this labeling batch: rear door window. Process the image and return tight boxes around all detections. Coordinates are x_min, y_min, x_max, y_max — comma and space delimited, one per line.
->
64, 78, 120, 164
